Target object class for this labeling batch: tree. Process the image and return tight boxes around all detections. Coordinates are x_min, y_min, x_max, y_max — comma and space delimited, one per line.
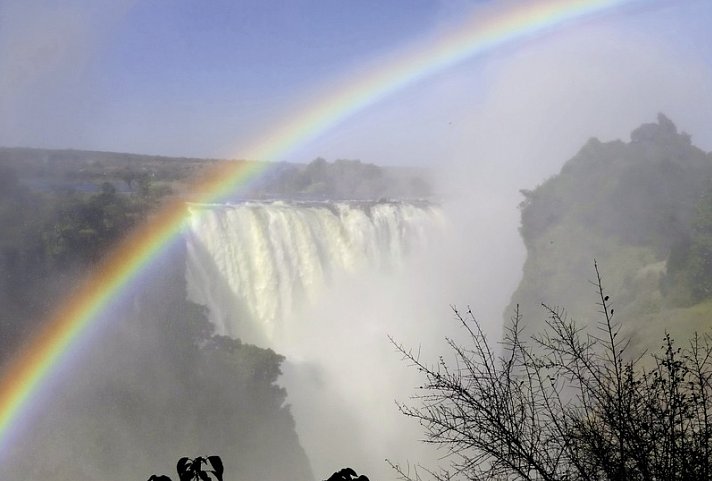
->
392, 263, 712, 481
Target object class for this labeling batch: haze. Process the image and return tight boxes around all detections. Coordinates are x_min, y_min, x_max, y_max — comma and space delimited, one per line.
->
2, 1, 712, 480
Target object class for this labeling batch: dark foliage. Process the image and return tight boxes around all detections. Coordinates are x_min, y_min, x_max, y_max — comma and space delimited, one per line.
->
177, 456, 224, 481
148, 455, 224, 481
326, 467, 371, 481
393, 264, 712, 481
0, 167, 312, 481
148, 460, 370, 481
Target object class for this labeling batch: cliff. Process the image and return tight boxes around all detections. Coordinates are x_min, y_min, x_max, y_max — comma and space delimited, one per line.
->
508, 114, 712, 350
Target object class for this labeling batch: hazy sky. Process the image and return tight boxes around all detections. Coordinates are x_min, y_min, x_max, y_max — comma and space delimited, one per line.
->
3, 4, 712, 476
1, 0, 711, 174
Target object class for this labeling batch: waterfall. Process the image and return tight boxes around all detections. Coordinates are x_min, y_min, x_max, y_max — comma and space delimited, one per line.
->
185, 200, 442, 345
184, 200, 447, 479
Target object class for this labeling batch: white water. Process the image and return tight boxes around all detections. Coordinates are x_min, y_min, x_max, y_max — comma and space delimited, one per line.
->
185, 201, 443, 345
184, 200, 448, 479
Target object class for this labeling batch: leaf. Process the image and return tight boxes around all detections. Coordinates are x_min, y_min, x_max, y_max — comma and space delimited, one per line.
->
342, 468, 357, 479
326, 467, 361, 481
207, 455, 224, 481
177, 457, 194, 481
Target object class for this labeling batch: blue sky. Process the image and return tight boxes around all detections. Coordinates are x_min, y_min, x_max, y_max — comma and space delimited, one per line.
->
96, 1, 430, 119
1, 0, 711, 173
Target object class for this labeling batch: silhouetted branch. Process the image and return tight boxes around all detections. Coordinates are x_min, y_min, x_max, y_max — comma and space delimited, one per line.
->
394, 264, 712, 481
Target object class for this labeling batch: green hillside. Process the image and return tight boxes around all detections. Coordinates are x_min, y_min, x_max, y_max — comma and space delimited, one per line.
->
508, 114, 712, 350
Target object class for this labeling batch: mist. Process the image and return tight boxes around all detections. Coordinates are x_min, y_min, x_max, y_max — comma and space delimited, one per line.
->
1, 1, 712, 481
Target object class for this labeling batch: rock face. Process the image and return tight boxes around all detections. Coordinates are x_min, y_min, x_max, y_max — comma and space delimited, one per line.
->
508, 114, 712, 349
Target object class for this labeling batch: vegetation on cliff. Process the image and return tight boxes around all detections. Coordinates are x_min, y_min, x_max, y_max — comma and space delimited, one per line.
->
0, 163, 312, 481
509, 114, 712, 349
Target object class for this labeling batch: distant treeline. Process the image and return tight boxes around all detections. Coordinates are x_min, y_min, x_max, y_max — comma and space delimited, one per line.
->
0, 146, 433, 200
0, 146, 209, 195
254, 157, 432, 200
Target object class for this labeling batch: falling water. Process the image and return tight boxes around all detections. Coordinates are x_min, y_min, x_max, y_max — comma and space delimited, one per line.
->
184, 200, 446, 479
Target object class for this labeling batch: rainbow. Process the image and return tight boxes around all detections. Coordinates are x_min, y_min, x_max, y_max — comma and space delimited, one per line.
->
0, 0, 640, 454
